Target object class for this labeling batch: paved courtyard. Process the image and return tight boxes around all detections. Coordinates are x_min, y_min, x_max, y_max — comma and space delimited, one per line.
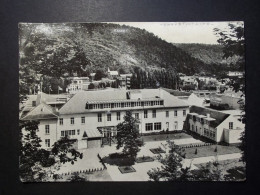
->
54, 133, 242, 181
54, 147, 104, 175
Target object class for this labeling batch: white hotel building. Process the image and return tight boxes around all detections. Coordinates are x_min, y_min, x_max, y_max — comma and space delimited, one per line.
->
21, 88, 189, 149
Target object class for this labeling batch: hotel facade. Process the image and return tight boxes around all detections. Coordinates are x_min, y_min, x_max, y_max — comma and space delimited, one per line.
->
21, 88, 189, 149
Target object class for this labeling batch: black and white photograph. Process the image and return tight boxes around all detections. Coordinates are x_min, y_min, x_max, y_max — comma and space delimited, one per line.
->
19, 22, 245, 182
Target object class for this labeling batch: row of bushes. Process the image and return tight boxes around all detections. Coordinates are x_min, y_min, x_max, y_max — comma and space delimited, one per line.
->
178, 142, 214, 149
59, 167, 105, 176
140, 130, 185, 136
51, 166, 105, 179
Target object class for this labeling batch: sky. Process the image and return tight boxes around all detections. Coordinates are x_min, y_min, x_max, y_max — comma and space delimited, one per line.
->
110, 22, 243, 44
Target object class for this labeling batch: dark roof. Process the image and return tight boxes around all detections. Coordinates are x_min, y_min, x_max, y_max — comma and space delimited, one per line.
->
189, 105, 230, 128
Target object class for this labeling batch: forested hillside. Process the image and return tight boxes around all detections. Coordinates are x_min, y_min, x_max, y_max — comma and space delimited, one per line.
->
19, 23, 226, 98
173, 43, 241, 67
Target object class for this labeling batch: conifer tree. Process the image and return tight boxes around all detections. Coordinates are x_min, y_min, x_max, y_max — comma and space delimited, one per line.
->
116, 111, 141, 159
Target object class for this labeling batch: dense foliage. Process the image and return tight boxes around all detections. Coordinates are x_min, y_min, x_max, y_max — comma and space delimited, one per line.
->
130, 66, 179, 89
214, 22, 246, 163
19, 120, 83, 182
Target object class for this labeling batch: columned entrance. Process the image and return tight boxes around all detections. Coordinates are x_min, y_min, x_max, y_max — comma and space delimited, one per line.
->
98, 126, 117, 146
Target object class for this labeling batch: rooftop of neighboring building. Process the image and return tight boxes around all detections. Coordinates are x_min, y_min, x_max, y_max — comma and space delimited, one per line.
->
36, 92, 70, 105
188, 105, 230, 128
162, 88, 191, 97
21, 102, 59, 120
21, 94, 38, 112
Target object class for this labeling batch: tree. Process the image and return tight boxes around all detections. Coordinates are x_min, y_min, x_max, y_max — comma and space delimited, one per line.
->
214, 22, 246, 163
19, 120, 83, 182
147, 141, 194, 181
239, 130, 246, 163
116, 111, 142, 158
88, 83, 95, 90
147, 141, 224, 181
94, 69, 106, 81
192, 161, 224, 181
118, 67, 126, 74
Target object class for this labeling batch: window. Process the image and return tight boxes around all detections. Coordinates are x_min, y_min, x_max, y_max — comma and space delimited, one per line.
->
59, 118, 63, 125
152, 110, 156, 118
174, 110, 178, 117
144, 110, 148, 118
107, 113, 111, 121
117, 112, 120, 120
183, 110, 186, 116
45, 139, 50, 147
98, 113, 102, 122
32, 101, 36, 107
174, 121, 178, 130
81, 116, 85, 124
229, 122, 233, 129
145, 123, 153, 131
70, 117, 74, 125
77, 129, 80, 135
104, 103, 111, 108
154, 122, 161, 130
61, 130, 76, 137
45, 125, 50, 134
166, 111, 169, 118
135, 113, 139, 119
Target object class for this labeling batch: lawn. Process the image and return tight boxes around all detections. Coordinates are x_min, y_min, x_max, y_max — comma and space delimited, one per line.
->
141, 133, 192, 142
178, 145, 241, 159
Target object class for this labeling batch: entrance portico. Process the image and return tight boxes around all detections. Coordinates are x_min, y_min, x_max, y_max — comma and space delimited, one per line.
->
98, 126, 117, 146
